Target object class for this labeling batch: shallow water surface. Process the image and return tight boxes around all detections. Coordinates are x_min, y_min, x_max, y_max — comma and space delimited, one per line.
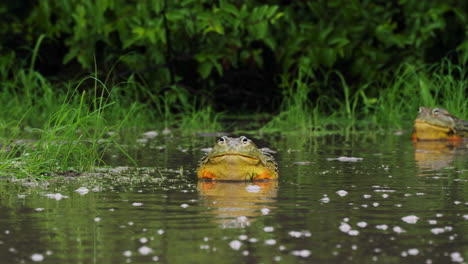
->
0, 133, 467, 263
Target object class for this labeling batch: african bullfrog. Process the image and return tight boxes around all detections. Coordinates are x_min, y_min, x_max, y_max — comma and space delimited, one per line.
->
197, 136, 279, 181
413, 107, 468, 141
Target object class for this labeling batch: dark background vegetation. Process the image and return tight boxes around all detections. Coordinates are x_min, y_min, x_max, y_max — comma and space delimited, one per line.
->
1, 0, 467, 114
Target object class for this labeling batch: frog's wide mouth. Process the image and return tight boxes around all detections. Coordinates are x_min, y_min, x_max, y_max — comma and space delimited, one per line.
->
414, 119, 451, 131
210, 153, 258, 160
209, 153, 260, 163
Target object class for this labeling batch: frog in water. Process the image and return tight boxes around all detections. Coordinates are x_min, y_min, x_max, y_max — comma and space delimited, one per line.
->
413, 107, 468, 141
197, 136, 278, 181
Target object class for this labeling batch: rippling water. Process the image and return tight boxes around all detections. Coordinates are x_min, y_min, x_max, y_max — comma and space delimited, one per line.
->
0, 132, 466, 263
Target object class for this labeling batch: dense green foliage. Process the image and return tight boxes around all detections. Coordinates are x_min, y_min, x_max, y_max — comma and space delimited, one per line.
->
0, 1, 466, 144
1, 1, 467, 116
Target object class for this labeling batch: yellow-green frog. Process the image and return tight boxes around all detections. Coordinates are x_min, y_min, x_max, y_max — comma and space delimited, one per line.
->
413, 107, 467, 141
197, 136, 278, 181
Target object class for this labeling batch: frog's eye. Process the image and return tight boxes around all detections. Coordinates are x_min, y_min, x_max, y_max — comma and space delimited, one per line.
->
240, 136, 249, 144
218, 136, 227, 144
432, 108, 440, 115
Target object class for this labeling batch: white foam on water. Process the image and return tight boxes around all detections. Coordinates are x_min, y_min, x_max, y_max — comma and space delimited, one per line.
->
393, 226, 406, 233
31, 254, 44, 262
138, 246, 153, 255
248, 238, 258, 243
376, 224, 388, 230
430, 228, 445, 235
75, 187, 89, 195
229, 240, 242, 250
142, 131, 158, 138
44, 193, 68, 200
339, 223, 351, 233
450, 252, 464, 263
357, 221, 367, 228
245, 185, 262, 193
336, 190, 348, 197
237, 216, 248, 222
239, 235, 248, 240
327, 156, 363, 162
401, 215, 419, 224
288, 231, 311, 238
291, 249, 311, 258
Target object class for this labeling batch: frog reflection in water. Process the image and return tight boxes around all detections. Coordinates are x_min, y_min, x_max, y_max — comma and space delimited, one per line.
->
413, 107, 468, 141
197, 136, 279, 181
198, 180, 278, 227
412, 107, 468, 173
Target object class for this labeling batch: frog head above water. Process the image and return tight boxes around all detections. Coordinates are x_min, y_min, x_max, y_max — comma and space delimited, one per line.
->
197, 136, 278, 181
413, 107, 465, 141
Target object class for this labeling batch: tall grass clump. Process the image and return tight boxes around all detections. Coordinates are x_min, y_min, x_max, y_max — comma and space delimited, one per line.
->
147, 84, 223, 132
261, 68, 317, 133
0, 77, 135, 178
0, 35, 223, 134
430, 60, 468, 117
261, 67, 372, 133
0, 36, 66, 128
375, 60, 468, 128
263, 59, 467, 133
179, 105, 223, 133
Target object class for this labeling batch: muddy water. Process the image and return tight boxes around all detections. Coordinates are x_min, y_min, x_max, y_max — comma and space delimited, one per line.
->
0, 133, 466, 263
